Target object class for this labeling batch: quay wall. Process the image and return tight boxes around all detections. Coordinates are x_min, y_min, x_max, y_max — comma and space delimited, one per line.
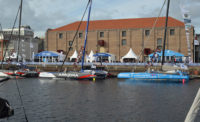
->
3, 63, 200, 75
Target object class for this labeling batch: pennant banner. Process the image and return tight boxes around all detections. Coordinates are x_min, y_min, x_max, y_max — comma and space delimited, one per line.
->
180, 4, 192, 60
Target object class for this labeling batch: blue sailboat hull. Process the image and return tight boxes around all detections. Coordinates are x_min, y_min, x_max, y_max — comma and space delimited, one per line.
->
117, 72, 189, 82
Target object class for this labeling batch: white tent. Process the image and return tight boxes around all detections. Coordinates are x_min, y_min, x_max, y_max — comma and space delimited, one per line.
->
6, 52, 22, 60
86, 50, 96, 63
70, 50, 78, 61
0, 33, 4, 40
121, 48, 138, 62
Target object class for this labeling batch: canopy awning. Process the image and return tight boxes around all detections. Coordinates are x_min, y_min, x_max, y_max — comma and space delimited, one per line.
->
149, 50, 184, 57
70, 50, 78, 61
121, 48, 138, 60
93, 53, 111, 57
86, 50, 95, 62
35, 51, 61, 57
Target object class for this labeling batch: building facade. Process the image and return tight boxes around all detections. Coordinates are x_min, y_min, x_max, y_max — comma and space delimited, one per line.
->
1, 26, 38, 61
46, 17, 194, 62
35, 37, 45, 52
194, 34, 200, 62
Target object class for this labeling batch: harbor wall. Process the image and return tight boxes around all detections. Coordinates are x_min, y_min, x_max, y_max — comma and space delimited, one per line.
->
3, 64, 200, 76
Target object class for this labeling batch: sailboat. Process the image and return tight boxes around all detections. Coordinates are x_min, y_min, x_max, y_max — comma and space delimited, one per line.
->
47, 0, 107, 80
12, 0, 39, 78
117, 0, 189, 83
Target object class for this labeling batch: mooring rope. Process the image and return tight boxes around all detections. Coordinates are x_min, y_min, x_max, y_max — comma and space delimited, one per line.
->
0, 81, 6, 88
15, 78, 28, 122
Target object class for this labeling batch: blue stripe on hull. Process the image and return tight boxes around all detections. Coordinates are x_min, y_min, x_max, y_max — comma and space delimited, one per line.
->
117, 72, 189, 81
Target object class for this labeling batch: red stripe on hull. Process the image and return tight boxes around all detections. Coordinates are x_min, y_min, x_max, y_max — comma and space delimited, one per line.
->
4, 72, 14, 75
78, 75, 96, 79
16, 72, 25, 75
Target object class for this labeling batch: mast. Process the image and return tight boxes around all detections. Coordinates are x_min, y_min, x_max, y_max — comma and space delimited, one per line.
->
17, 0, 23, 62
0, 24, 3, 61
81, 0, 92, 71
161, 0, 170, 66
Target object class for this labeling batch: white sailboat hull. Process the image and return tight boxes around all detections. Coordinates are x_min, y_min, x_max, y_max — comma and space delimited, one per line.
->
0, 72, 9, 77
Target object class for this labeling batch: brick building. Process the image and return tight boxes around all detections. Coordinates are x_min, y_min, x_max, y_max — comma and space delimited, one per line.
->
46, 17, 194, 62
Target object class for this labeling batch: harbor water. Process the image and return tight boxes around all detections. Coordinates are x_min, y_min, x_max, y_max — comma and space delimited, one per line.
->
0, 78, 200, 122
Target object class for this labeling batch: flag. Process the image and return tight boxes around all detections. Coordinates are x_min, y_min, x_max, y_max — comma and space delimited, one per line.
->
184, 19, 191, 24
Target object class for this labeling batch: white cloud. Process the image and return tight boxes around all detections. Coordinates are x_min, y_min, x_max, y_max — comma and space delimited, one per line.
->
0, 0, 199, 37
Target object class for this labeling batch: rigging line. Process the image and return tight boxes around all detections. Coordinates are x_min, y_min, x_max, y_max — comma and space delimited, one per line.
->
59, 0, 91, 72
1, 6, 20, 69
15, 78, 28, 122
0, 81, 6, 88
136, 0, 167, 64
16, 0, 23, 62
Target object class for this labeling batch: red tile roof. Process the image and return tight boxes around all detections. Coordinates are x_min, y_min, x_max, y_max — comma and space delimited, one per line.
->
51, 17, 184, 32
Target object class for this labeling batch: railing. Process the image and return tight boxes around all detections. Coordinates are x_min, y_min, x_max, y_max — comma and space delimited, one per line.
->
2, 62, 200, 66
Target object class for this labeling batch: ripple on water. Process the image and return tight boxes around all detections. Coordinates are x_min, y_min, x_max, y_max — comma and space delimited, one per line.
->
0, 78, 200, 122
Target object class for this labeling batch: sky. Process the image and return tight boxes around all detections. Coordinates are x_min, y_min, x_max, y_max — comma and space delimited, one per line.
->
0, 0, 199, 37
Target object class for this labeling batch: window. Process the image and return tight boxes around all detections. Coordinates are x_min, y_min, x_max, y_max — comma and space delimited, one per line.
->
69, 47, 73, 51
145, 30, 150, 36
170, 29, 175, 35
69, 41, 73, 46
122, 39, 126, 45
59, 33, 63, 39
122, 31, 126, 37
157, 38, 162, 49
100, 32, 104, 37
79, 32, 83, 38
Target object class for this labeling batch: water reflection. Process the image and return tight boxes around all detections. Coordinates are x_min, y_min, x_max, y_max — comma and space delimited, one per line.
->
0, 78, 199, 122
119, 78, 187, 86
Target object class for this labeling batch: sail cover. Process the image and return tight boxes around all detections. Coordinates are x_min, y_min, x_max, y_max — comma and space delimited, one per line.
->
121, 48, 138, 61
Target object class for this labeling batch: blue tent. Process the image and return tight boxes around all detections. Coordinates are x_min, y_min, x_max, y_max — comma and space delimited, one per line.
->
35, 51, 60, 57
93, 53, 111, 57
149, 50, 184, 57
34, 51, 65, 62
